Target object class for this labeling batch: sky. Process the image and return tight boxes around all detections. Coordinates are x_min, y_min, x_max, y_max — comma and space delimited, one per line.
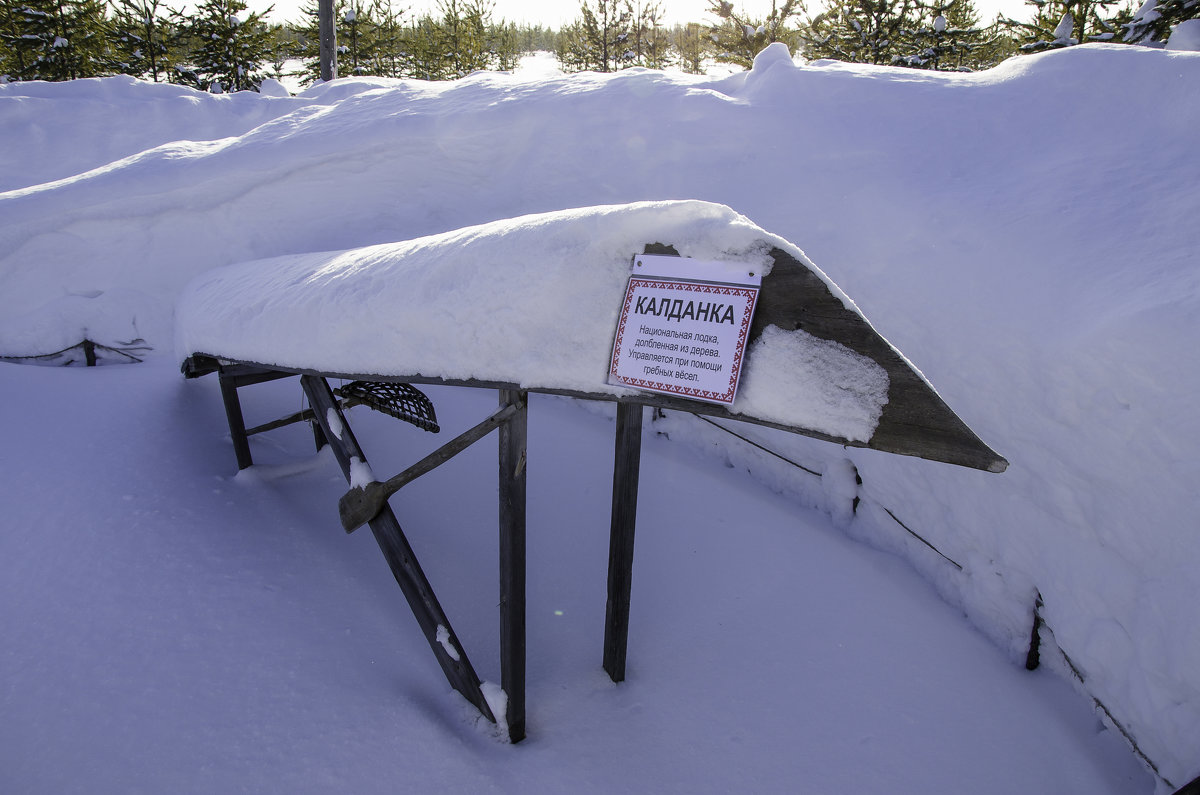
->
248, 0, 1033, 28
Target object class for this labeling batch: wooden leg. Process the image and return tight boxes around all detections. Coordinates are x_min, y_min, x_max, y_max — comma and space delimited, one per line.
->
498, 389, 528, 742
603, 401, 643, 683
218, 370, 254, 470
300, 375, 498, 724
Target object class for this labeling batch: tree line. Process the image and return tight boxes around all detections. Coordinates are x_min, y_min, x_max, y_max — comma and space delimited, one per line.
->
1, 0, 1194, 89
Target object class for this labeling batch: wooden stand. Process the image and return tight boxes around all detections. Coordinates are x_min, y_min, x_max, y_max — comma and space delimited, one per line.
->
183, 271, 1007, 741
200, 362, 648, 743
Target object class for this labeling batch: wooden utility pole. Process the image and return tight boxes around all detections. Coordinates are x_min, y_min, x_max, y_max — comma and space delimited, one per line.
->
319, 0, 337, 81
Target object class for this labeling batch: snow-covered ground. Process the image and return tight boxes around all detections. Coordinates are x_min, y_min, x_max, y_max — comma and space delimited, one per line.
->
1, 43, 1197, 792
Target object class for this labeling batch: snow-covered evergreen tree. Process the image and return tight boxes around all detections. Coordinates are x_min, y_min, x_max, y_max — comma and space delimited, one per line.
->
558, 0, 635, 73
708, 0, 803, 67
0, 0, 110, 80
435, 0, 492, 78
900, 0, 998, 70
366, 0, 407, 77
108, 0, 173, 81
1005, 0, 1125, 51
805, 0, 920, 65
1122, 0, 1200, 45
187, 0, 274, 92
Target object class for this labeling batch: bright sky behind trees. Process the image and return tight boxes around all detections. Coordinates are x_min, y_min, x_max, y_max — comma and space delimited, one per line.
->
248, 0, 1033, 29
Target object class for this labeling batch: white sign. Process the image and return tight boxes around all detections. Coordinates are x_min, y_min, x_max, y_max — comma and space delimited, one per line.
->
608, 255, 762, 406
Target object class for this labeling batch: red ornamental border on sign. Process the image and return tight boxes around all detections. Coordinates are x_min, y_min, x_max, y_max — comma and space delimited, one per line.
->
610, 278, 758, 405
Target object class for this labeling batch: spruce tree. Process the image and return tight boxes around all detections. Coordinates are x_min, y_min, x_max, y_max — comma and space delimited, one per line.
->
108, 0, 173, 81
1122, 0, 1199, 44
437, 0, 492, 78
188, 0, 274, 91
0, 0, 37, 78
1005, 0, 1125, 51
368, 0, 406, 77
558, 0, 635, 73
1, 0, 110, 81
404, 14, 445, 78
340, 2, 369, 76
708, 0, 803, 67
805, 0, 921, 65
900, 0, 998, 69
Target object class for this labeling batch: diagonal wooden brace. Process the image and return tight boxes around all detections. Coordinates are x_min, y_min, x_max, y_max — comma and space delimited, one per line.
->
300, 375, 497, 724
338, 401, 520, 533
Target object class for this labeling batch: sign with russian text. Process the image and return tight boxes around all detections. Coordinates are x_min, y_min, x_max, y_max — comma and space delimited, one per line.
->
608, 254, 762, 406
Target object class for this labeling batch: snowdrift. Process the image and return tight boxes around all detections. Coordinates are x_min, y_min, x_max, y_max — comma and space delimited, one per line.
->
1, 43, 1198, 789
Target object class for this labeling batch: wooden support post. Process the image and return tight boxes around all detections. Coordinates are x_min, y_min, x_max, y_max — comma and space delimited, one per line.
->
218, 370, 254, 470
498, 389, 528, 742
318, 0, 337, 82
603, 401, 644, 683
299, 375, 497, 724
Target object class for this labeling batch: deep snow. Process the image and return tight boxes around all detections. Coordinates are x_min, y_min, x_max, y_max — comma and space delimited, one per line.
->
1, 43, 1198, 792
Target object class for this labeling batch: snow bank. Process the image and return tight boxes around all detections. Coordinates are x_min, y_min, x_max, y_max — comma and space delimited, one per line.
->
2, 43, 1198, 789
1168, 19, 1200, 51
0, 75, 302, 192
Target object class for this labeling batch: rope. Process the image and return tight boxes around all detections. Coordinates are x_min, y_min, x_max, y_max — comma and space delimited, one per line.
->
0, 338, 151, 365
685, 412, 962, 569
679, 409, 1173, 785
1035, 597, 1174, 789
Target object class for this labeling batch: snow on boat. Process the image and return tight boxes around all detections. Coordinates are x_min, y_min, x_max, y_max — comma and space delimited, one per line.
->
177, 200, 1005, 472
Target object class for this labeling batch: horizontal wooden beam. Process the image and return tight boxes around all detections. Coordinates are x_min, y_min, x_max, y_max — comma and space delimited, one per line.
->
182, 352, 1006, 473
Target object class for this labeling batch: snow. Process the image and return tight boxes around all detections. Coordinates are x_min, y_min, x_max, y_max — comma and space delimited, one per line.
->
325, 407, 344, 440
1168, 19, 1200, 51
737, 324, 889, 441
175, 199, 890, 441
436, 625, 462, 661
1054, 12, 1076, 44
172, 201, 789, 385
348, 456, 375, 489
2, 43, 1198, 793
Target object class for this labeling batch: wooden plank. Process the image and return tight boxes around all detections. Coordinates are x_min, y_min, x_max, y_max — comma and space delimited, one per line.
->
749, 246, 1006, 472
186, 352, 1007, 474
498, 389, 528, 742
245, 405, 318, 437
299, 375, 497, 724
603, 401, 644, 683
220, 364, 294, 389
